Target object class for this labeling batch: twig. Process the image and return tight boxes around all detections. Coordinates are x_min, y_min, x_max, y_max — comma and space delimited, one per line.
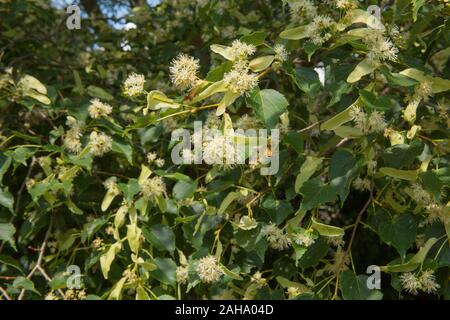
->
0, 286, 12, 300
332, 190, 373, 300
321, 138, 350, 157
36, 266, 65, 298
346, 190, 374, 254
297, 121, 320, 133
17, 217, 53, 300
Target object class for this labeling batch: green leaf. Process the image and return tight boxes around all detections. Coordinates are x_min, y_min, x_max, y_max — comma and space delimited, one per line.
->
249, 55, 274, 72
379, 167, 418, 181
118, 179, 140, 203
340, 270, 383, 300
100, 242, 121, 279
329, 149, 361, 204
81, 217, 108, 243
311, 218, 345, 237
382, 141, 424, 169
345, 9, 385, 30
112, 137, 133, 165
146, 90, 179, 110
72, 70, 84, 94
379, 66, 419, 87
127, 224, 142, 254
86, 85, 114, 101
136, 286, 151, 300
297, 237, 329, 268
216, 90, 240, 116
18, 75, 47, 94
290, 66, 321, 96
299, 178, 337, 212
247, 89, 289, 130
0, 187, 14, 214
6, 147, 34, 167
142, 224, 176, 252
320, 103, 355, 131
23, 91, 51, 105
13, 276, 40, 295
0, 254, 23, 274
153, 170, 191, 182
108, 276, 127, 300
221, 264, 243, 280
173, 179, 197, 200
399, 68, 450, 93
295, 156, 322, 193
276, 276, 308, 289
234, 226, 268, 263
333, 126, 364, 139
192, 80, 228, 103
218, 191, 239, 215
262, 195, 293, 225
359, 89, 394, 112
280, 26, 308, 40
210, 44, 234, 60
420, 171, 443, 200
240, 31, 267, 46
412, 0, 425, 21
303, 42, 319, 62
0, 154, 12, 184
205, 62, 233, 82
101, 189, 117, 212
150, 257, 177, 287
368, 209, 418, 259
347, 59, 377, 83
380, 237, 438, 272
0, 222, 16, 250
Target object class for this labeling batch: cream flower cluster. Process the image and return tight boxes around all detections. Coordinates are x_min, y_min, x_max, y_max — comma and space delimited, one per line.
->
235, 114, 259, 130
400, 270, 440, 295
176, 266, 189, 284
64, 116, 83, 154
169, 53, 200, 89
88, 131, 112, 156
290, 0, 317, 22
363, 29, 399, 64
352, 177, 372, 191
305, 15, 336, 46
261, 223, 291, 250
350, 106, 387, 134
291, 231, 315, 247
196, 255, 223, 283
139, 176, 166, 199
228, 40, 256, 61
123, 73, 145, 97
325, 246, 350, 275
223, 62, 258, 96
103, 176, 120, 196
408, 182, 448, 224
88, 99, 112, 119
274, 44, 288, 62
202, 134, 236, 165
334, 0, 358, 10
146, 152, 165, 168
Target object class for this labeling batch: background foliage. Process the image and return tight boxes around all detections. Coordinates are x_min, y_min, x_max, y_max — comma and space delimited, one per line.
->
0, 0, 449, 300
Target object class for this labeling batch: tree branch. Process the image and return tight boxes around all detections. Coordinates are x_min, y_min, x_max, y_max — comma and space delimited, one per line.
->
17, 217, 53, 300
0, 286, 12, 300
